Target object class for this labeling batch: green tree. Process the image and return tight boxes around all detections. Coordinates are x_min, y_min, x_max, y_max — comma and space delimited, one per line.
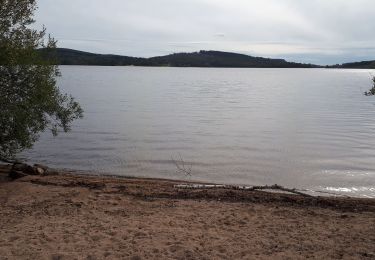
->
0, 0, 83, 162
364, 77, 375, 96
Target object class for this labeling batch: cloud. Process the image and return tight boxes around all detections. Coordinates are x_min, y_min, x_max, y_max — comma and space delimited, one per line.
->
33, 0, 375, 64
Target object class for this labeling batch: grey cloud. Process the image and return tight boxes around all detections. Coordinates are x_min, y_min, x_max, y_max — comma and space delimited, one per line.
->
33, 0, 375, 64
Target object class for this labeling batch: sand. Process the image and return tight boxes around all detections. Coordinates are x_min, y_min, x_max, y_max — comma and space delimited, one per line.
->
1, 164, 375, 260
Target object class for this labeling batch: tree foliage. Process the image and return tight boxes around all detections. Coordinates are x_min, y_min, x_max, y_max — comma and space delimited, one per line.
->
0, 0, 83, 161
365, 77, 375, 96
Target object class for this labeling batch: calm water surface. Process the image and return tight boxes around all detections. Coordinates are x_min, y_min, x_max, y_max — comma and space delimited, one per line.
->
23, 66, 375, 197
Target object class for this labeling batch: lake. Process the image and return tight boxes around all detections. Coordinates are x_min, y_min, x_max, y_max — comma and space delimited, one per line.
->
23, 66, 375, 197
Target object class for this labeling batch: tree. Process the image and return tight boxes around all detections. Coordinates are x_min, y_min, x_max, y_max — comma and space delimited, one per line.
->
365, 76, 375, 96
0, 0, 83, 162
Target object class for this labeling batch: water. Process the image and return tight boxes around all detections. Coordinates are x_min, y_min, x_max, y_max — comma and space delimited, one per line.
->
23, 66, 375, 197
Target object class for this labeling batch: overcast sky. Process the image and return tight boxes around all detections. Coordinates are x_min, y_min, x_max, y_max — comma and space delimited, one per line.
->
34, 0, 375, 65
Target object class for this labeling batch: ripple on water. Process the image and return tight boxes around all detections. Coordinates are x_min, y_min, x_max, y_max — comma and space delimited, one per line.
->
22, 67, 375, 198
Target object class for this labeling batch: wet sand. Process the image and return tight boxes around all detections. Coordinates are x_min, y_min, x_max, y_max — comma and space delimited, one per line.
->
1, 164, 375, 259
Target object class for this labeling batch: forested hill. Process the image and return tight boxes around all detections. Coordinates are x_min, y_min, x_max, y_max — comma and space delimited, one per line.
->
335, 60, 375, 69
145, 51, 319, 68
38, 48, 144, 66
39, 48, 319, 68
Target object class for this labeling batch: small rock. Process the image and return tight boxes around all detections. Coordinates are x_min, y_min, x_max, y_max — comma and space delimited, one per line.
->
24, 165, 37, 175
35, 164, 49, 175
9, 170, 28, 180
11, 163, 28, 172
10, 163, 32, 179
34, 164, 48, 171
35, 167, 45, 175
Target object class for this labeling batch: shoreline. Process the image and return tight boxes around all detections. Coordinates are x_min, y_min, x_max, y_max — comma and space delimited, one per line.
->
9, 163, 372, 198
1, 164, 375, 211
1, 164, 375, 259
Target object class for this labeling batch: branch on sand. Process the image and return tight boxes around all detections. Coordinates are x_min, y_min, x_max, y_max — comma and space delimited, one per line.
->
175, 183, 315, 198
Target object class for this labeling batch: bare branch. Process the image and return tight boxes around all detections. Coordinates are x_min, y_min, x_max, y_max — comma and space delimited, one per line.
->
171, 153, 192, 176
175, 183, 315, 197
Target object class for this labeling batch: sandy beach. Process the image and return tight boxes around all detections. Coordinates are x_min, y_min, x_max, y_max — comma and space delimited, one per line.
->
1, 164, 375, 260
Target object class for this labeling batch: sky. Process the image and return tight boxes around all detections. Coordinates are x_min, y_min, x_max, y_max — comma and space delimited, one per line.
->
34, 0, 375, 65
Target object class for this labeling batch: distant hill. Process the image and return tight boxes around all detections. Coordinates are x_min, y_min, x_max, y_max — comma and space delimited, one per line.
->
38, 48, 145, 66
145, 51, 319, 68
326, 60, 375, 69
339, 60, 375, 69
39, 48, 319, 68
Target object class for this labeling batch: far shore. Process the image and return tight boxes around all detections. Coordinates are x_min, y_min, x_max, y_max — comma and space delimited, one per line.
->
1, 164, 375, 259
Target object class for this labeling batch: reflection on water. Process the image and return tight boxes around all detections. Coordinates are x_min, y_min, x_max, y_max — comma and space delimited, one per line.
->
23, 66, 375, 197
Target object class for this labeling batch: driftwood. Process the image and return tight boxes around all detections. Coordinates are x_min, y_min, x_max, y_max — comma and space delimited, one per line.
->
247, 184, 314, 197
175, 183, 315, 197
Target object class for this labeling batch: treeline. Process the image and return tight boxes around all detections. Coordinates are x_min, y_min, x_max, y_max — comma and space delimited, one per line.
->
145, 51, 319, 68
328, 60, 375, 69
38, 48, 319, 68
38, 48, 143, 66
39, 48, 375, 69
